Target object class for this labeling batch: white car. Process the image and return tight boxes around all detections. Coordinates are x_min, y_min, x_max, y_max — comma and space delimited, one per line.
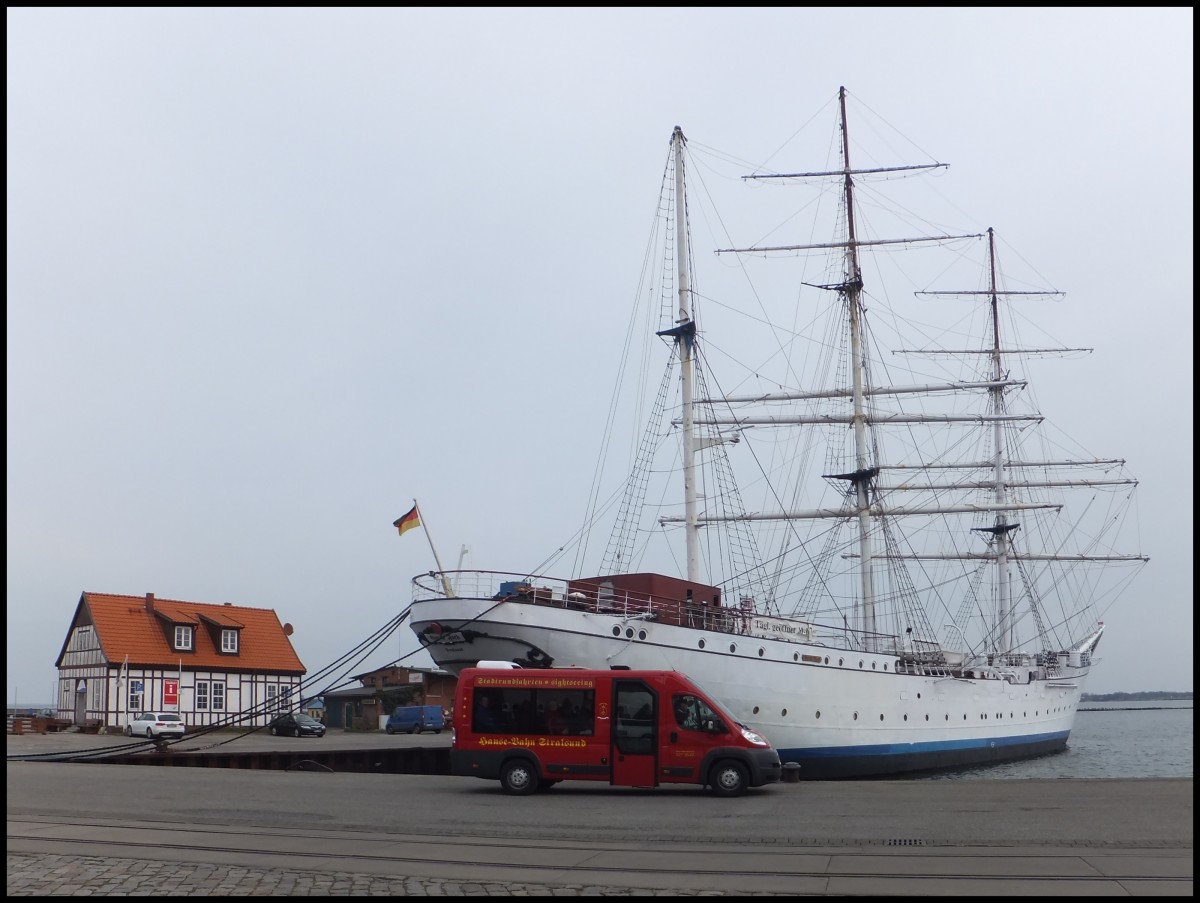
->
125, 712, 186, 739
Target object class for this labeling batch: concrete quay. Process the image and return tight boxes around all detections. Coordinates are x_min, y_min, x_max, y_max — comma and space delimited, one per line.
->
6, 732, 1193, 896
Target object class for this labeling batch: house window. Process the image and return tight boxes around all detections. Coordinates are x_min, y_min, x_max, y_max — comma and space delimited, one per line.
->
196, 681, 209, 711
175, 625, 194, 651
128, 679, 143, 711
211, 681, 225, 711
267, 684, 279, 712
220, 629, 238, 653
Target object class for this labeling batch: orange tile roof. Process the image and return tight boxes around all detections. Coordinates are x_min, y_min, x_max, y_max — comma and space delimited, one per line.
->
73, 592, 306, 674
196, 610, 245, 628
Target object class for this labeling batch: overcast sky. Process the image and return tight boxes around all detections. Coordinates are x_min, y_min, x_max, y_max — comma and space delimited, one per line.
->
7, 8, 1193, 703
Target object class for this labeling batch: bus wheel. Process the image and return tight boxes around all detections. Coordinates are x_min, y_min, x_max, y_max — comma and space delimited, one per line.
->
708, 760, 749, 797
500, 759, 538, 796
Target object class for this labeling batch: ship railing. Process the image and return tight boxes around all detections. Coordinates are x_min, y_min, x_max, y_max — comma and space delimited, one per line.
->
955, 661, 1036, 682
411, 570, 895, 649
411, 570, 710, 625
894, 659, 957, 677
995, 652, 1036, 669
410, 570, 574, 603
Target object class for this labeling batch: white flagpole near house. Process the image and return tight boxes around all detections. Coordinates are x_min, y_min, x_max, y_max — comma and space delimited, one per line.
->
118, 655, 128, 727
409, 499, 456, 597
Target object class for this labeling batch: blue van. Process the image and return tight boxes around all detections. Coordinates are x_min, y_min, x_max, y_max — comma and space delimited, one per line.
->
385, 704, 446, 735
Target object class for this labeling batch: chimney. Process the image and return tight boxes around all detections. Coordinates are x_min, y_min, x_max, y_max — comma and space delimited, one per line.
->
145, 592, 155, 613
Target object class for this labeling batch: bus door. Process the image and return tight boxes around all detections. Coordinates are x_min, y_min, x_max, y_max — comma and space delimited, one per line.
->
611, 680, 657, 787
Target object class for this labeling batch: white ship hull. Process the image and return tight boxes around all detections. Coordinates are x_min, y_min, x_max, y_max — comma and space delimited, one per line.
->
410, 590, 1089, 780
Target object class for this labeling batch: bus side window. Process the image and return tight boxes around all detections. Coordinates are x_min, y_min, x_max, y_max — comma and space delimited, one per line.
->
473, 694, 499, 732
673, 694, 700, 730
566, 693, 593, 734
512, 697, 534, 731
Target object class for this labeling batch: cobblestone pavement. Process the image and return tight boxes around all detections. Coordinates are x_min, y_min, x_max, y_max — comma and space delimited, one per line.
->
7, 854, 779, 896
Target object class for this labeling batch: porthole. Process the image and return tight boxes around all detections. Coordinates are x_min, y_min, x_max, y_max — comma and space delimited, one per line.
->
963, 714, 967, 720
824, 656, 830, 664
793, 652, 799, 662
883, 663, 888, 671
917, 692, 921, 699
729, 643, 737, 653
858, 660, 864, 669
781, 709, 788, 717
698, 639, 706, 649
625, 628, 634, 638
853, 712, 859, 721
945, 714, 949, 721
838, 658, 844, 666
611, 626, 621, 636
903, 714, 908, 721
924, 714, 929, 721
871, 662, 876, 670
758, 647, 765, 657
815, 710, 821, 719
752, 705, 760, 714
638, 630, 647, 640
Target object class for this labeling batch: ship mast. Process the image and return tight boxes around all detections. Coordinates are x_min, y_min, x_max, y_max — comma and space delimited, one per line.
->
984, 228, 1017, 653
836, 86, 878, 646
667, 126, 700, 583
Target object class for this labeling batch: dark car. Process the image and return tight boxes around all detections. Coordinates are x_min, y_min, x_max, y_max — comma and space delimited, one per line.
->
268, 712, 326, 737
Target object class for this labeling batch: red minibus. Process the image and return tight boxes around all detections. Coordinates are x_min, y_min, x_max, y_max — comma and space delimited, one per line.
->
450, 666, 782, 796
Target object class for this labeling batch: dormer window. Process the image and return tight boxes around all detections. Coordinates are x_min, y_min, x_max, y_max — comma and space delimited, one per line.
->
220, 628, 238, 653
174, 625, 194, 651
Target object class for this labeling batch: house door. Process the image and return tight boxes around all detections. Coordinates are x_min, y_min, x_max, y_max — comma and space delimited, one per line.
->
73, 680, 87, 725
344, 702, 354, 730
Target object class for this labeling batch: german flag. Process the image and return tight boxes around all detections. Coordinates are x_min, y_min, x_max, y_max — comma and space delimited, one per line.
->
393, 505, 420, 536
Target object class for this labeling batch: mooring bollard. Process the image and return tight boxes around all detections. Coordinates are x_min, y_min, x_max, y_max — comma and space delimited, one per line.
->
782, 761, 801, 783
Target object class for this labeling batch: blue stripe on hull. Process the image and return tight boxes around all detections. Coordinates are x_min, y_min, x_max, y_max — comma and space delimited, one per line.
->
779, 731, 1070, 780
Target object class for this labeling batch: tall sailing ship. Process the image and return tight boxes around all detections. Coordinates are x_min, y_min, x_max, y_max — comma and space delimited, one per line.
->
408, 87, 1148, 778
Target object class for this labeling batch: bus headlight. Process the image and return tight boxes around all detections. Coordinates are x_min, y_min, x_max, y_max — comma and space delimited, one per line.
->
739, 726, 769, 746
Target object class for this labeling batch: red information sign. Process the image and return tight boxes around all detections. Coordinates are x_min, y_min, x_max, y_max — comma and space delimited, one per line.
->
163, 679, 179, 706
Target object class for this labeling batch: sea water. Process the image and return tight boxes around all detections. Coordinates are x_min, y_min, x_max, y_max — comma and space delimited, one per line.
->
922, 700, 1193, 780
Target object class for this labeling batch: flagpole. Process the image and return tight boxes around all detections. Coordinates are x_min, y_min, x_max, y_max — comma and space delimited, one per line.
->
118, 655, 128, 729
413, 499, 456, 597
